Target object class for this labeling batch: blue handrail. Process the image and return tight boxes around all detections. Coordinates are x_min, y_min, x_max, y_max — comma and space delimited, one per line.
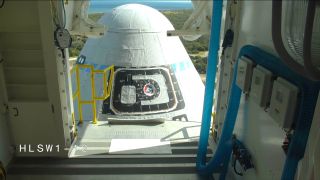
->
196, 0, 230, 176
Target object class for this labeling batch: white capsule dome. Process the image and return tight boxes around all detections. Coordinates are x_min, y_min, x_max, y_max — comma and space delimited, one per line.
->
80, 4, 190, 67
105, 4, 174, 33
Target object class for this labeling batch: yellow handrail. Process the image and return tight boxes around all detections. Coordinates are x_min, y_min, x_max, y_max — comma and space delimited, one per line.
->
70, 64, 114, 124
93, 65, 115, 100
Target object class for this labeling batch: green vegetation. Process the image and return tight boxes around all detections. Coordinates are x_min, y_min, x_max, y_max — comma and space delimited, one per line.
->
69, 13, 104, 57
161, 10, 209, 55
162, 10, 209, 74
192, 56, 208, 74
89, 13, 104, 22
69, 10, 209, 74
69, 35, 86, 57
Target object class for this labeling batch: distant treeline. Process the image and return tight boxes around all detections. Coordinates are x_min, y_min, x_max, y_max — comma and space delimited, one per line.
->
69, 10, 208, 73
162, 10, 209, 54
162, 10, 209, 74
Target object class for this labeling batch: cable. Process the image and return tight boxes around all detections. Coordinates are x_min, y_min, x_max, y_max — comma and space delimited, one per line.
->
233, 159, 243, 176
61, 0, 66, 28
50, 0, 60, 27
50, 0, 66, 28
0, 0, 4, 8
303, 0, 320, 80
52, 0, 71, 51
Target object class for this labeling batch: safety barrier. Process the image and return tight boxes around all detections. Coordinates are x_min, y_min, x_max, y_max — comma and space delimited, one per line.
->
70, 64, 114, 124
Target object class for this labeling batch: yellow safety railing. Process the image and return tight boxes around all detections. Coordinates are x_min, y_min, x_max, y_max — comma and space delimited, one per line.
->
70, 64, 114, 124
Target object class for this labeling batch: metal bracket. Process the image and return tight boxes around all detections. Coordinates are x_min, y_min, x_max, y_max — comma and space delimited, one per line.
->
167, 29, 210, 37
179, 0, 213, 41
12, 107, 19, 117
70, 0, 106, 37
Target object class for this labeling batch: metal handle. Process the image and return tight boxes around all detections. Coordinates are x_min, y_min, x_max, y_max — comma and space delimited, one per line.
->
272, 0, 320, 81
303, 0, 320, 80
12, 107, 19, 117
271, 0, 308, 79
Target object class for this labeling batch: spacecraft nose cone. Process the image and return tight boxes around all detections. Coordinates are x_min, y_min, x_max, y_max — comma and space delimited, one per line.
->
102, 4, 174, 33
80, 3, 190, 67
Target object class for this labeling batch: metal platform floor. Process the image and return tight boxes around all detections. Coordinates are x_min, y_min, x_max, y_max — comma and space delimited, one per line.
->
8, 121, 214, 180
8, 120, 216, 180
70, 120, 208, 157
9, 174, 213, 180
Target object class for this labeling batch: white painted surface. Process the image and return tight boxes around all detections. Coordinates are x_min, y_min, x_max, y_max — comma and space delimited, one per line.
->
0, 50, 12, 167
109, 139, 171, 154
7, 102, 65, 157
38, 1, 73, 149
269, 78, 298, 129
250, 66, 273, 108
0, 1, 71, 158
219, 1, 288, 179
69, 120, 203, 158
236, 57, 254, 92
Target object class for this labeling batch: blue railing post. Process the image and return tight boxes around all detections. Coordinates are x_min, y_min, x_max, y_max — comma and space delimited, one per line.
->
196, 0, 224, 173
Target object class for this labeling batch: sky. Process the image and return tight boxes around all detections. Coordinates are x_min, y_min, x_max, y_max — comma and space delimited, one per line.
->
89, 0, 193, 13
90, 0, 191, 2
90, 0, 192, 3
